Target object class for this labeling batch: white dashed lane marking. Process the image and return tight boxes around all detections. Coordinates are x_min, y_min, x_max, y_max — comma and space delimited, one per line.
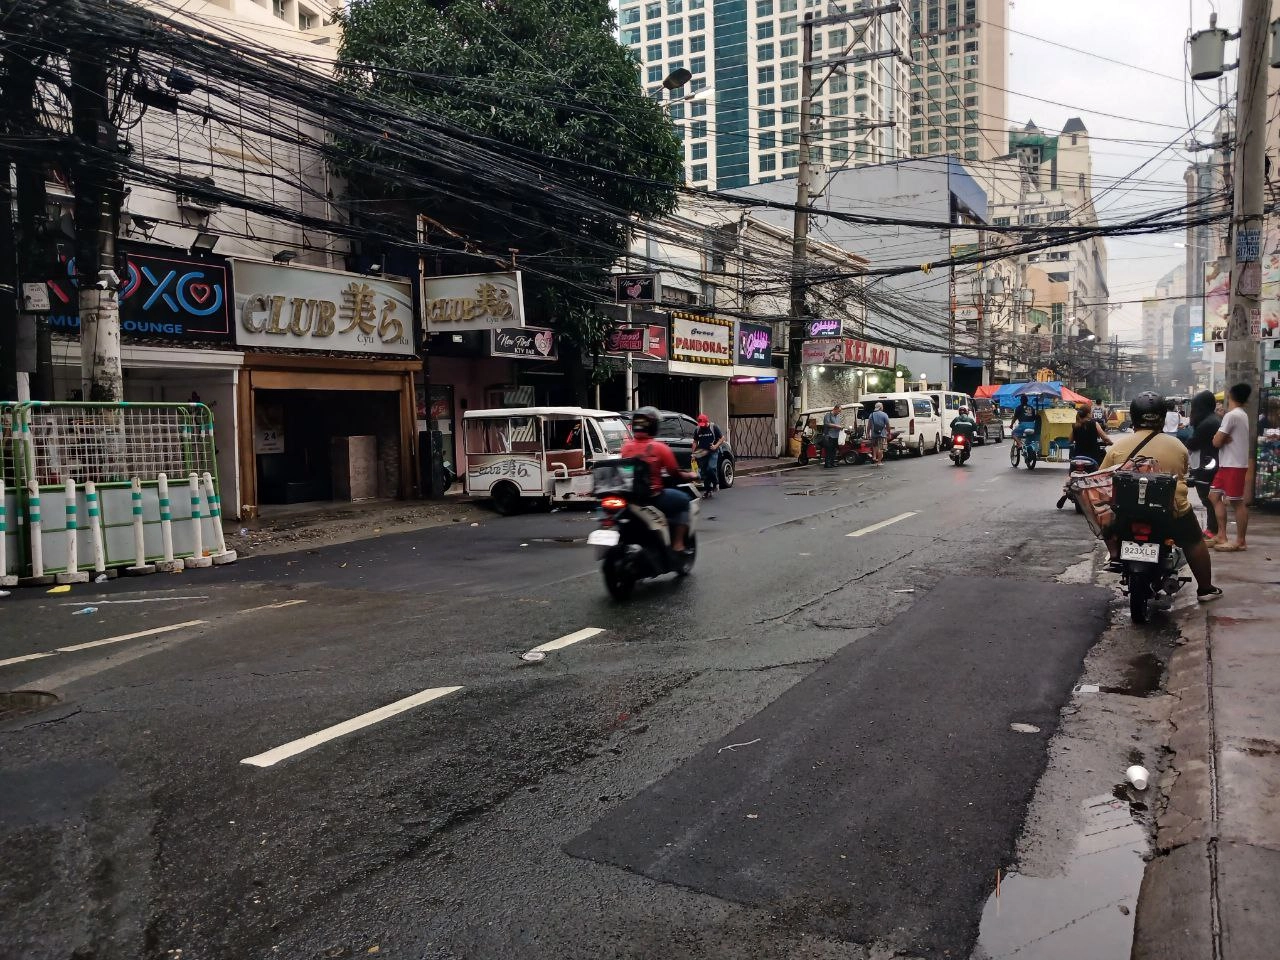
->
240, 686, 464, 768
525, 627, 606, 656
846, 511, 918, 538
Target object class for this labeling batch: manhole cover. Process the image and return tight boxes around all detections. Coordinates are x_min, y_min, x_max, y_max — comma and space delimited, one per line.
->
0, 690, 60, 721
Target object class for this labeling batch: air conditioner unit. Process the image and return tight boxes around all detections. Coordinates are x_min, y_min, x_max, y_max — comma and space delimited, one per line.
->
177, 176, 220, 213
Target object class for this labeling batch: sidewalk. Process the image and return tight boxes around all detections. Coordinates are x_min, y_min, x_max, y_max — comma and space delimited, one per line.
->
1134, 509, 1280, 960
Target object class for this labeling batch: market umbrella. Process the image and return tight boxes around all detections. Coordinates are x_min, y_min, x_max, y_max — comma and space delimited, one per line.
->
1059, 385, 1091, 404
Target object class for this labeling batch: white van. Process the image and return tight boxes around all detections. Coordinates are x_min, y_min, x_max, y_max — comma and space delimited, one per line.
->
857, 392, 944, 456
928, 390, 971, 447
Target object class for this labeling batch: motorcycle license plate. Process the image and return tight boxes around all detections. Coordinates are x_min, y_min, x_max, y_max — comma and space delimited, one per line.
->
588, 529, 620, 547
1120, 541, 1160, 563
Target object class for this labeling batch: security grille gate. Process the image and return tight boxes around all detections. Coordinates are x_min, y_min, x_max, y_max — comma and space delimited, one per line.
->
729, 415, 779, 459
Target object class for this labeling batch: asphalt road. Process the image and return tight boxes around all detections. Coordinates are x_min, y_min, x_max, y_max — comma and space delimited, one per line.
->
0, 442, 1110, 960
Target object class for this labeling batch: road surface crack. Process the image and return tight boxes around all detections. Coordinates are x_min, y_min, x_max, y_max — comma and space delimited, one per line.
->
754, 549, 914, 624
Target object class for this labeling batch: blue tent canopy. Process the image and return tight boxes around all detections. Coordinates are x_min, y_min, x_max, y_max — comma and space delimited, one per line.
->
994, 381, 1069, 409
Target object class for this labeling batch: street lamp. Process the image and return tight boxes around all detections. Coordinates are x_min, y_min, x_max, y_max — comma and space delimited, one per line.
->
649, 68, 692, 101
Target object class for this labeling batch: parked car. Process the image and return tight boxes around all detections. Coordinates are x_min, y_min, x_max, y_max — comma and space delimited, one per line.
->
622, 410, 736, 488
856, 392, 943, 456
968, 396, 1006, 444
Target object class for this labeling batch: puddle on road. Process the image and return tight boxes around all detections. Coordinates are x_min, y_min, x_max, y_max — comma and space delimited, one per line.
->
1075, 653, 1164, 698
0, 690, 60, 721
971, 794, 1146, 960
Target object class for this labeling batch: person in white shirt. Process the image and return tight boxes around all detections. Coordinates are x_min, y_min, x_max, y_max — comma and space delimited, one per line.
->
1209, 382, 1253, 551
1163, 405, 1181, 434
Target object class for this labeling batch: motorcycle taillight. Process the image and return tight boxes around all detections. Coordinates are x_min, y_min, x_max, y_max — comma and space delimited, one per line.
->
600, 495, 627, 511
1132, 522, 1152, 542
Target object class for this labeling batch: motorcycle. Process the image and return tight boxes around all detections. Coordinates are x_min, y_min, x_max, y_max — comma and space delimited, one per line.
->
588, 464, 700, 600
1056, 455, 1099, 513
948, 432, 972, 466
1095, 464, 1214, 624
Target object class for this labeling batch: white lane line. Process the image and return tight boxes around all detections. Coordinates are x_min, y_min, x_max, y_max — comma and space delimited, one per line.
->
56, 620, 207, 653
526, 627, 605, 655
239, 599, 308, 614
58, 596, 208, 606
240, 686, 463, 768
846, 511, 918, 538
0, 652, 58, 668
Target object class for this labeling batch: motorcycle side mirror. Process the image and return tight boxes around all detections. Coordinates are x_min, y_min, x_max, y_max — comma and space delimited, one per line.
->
1203, 458, 1217, 472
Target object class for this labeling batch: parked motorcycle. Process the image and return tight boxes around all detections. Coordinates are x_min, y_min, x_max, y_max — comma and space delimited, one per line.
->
1056, 455, 1099, 513
1090, 464, 1214, 624
589, 463, 700, 600
948, 432, 972, 466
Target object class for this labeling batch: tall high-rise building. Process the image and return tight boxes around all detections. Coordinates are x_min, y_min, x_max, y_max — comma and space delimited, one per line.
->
619, 0, 912, 190
907, 0, 1008, 163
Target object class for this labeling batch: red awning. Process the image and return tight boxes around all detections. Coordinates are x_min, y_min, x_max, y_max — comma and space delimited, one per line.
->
1060, 386, 1090, 404
973, 384, 1001, 398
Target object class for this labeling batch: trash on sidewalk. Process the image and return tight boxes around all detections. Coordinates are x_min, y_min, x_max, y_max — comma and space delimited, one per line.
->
717, 738, 761, 754
47, 585, 70, 594
1125, 765, 1149, 790
0, 590, 10, 598
71, 607, 98, 616
1010, 722, 1041, 734
93, 573, 107, 583
892, 588, 915, 594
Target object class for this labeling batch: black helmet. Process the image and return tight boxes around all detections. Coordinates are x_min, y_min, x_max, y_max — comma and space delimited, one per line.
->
631, 406, 660, 437
1130, 391, 1167, 431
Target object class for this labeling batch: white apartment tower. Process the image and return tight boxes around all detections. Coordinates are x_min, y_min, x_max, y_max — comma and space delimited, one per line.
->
619, 0, 913, 189
907, 0, 1008, 163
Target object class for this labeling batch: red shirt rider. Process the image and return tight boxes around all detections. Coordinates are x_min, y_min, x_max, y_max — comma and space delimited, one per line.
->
620, 436, 681, 495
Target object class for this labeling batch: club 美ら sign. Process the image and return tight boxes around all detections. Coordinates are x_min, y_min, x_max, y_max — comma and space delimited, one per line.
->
671, 312, 732, 366
233, 260, 414, 355
422, 271, 525, 333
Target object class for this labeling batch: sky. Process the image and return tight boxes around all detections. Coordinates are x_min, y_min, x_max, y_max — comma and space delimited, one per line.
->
1004, 0, 1229, 347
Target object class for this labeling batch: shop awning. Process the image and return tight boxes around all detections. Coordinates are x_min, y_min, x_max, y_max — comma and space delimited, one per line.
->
973, 384, 1001, 399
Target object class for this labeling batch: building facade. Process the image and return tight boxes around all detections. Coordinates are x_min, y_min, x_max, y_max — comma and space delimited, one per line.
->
619, 0, 913, 189
989, 120, 1111, 344
907, 0, 1008, 164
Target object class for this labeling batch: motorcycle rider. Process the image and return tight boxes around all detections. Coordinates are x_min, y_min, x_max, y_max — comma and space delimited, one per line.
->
950, 405, 978, 453
621, 407, 696, 553
1098, 392, 1222, 603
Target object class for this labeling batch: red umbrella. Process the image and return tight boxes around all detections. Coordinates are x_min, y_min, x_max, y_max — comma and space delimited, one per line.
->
973, 384, 1001, 398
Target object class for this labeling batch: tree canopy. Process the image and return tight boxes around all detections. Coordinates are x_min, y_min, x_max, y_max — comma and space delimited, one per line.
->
337, 0, 684, 369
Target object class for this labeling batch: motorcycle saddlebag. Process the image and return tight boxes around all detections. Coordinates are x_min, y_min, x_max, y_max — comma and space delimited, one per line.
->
1112, 469, 1178, 523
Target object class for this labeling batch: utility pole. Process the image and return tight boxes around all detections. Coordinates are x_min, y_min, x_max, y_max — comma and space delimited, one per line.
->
68, 46, 124, 402
1224, 0, 1267, 452
787, 12, 815, 447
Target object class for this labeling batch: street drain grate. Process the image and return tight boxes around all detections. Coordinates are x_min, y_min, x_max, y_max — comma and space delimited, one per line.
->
0, 690, 60, 721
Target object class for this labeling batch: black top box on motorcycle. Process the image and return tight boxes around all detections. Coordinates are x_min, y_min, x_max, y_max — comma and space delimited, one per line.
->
592, 459, 653, 502
1112, 470, 1178, 522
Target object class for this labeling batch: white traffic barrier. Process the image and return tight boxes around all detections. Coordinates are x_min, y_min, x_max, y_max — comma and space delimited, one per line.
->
184, 471, 212, 569
0, 478, 16, 587
84, 481, 108, 577
154, 473, 183, 573
203, 472, 236, 565
124, 477, 155, 576
55, 477, 89, 584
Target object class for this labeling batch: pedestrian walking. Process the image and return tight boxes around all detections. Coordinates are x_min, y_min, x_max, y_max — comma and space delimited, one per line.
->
867, 401, 891, 466
692, 413, 725, 498
797, 416, 818, 465
1185, 389, 1221, 540
822, 405, 843, 468
1209, 382, 1253, 551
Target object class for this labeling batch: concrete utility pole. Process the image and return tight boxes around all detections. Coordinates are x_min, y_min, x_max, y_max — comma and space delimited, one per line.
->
1225, 0, 1267, 450
787, 12, 816, 441
69, 49, 124, 402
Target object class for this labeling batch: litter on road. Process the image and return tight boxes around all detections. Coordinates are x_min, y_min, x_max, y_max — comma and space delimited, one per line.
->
717, 738, 762, 754
71, 607, 98, 616
520, 651, 546, 663
1125, 765, 1149, 790
1009, 722, 1041, 734
47, 585, 70, 594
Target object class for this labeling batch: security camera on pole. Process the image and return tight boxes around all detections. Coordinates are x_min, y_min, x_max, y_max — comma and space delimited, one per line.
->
1190, 2, 1271, 464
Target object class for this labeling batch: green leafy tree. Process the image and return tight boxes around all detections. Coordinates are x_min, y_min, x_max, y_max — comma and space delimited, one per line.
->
337, 0, 683, 397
